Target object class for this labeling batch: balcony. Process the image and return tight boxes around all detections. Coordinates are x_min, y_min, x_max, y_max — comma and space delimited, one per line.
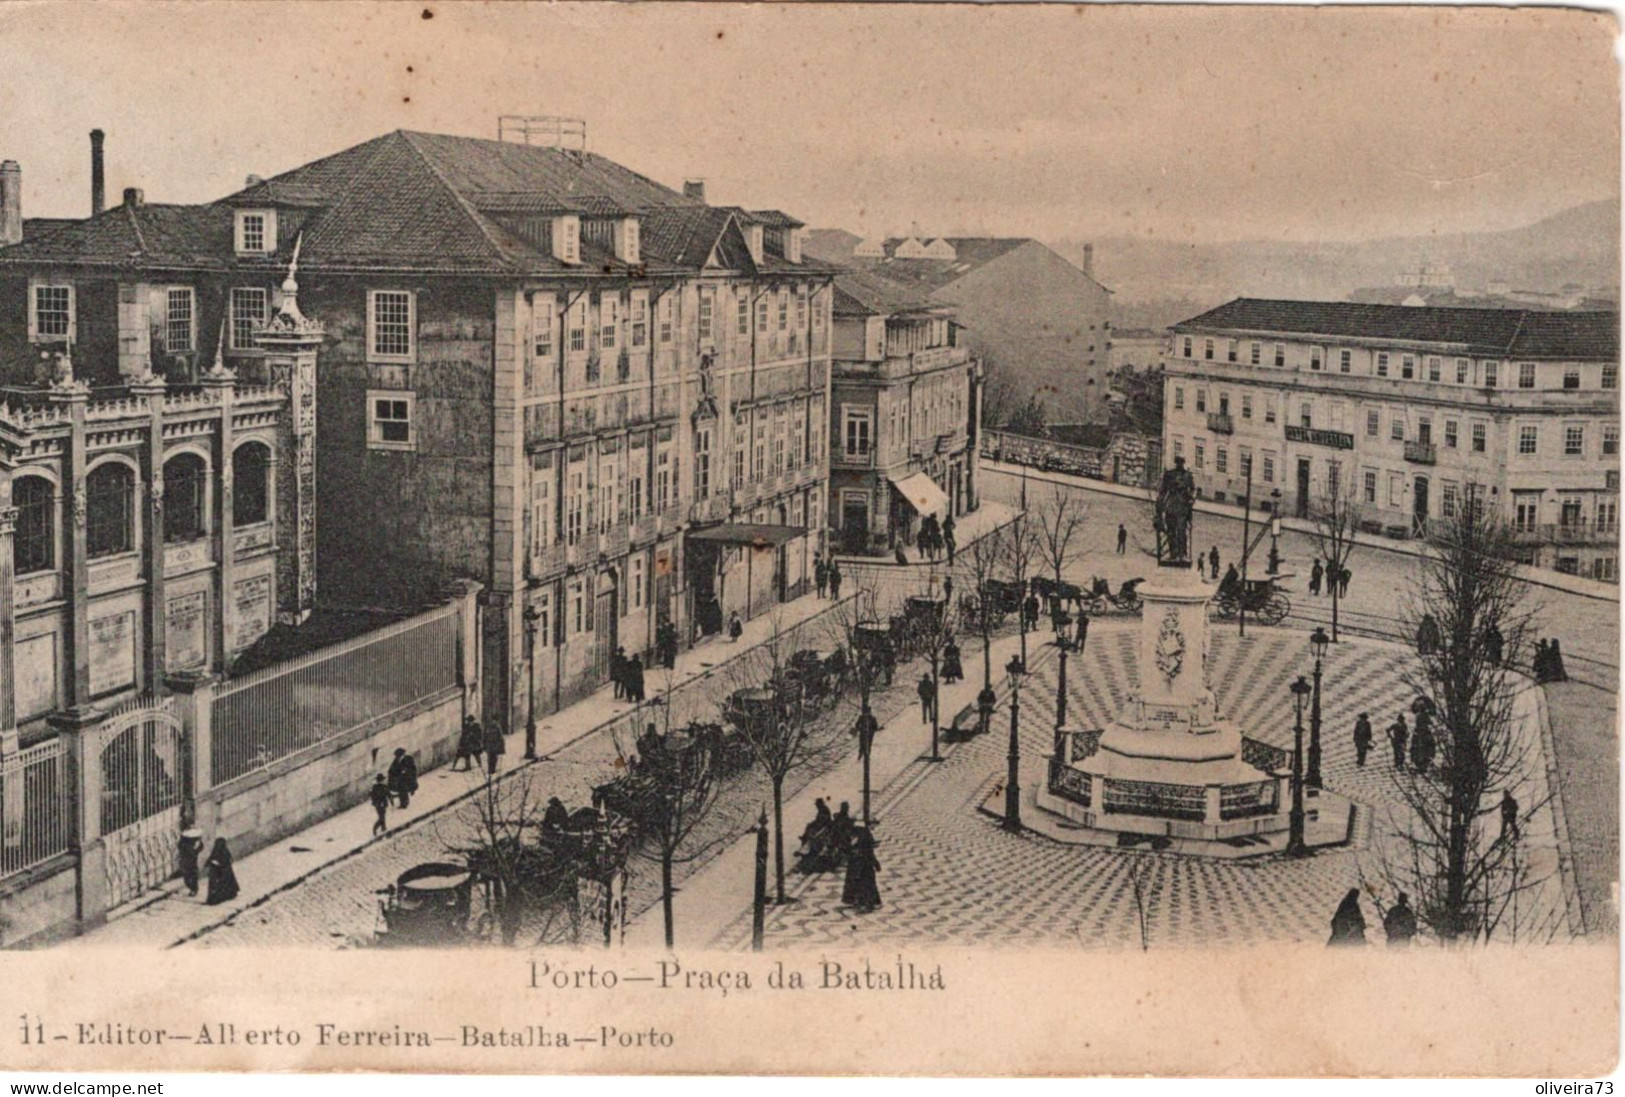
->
1283, 424, 1355, 451
1206, 412, 1234, 435
529, 544, 567, 581
1513, 522, 1618, 546
631, 515, 659, 545
1403, 440, 1437, 465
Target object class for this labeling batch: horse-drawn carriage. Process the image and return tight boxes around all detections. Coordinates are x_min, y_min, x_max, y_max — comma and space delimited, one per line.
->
958, 578, 1024, 633
375, 862, 478, 947
1211, 573, 1291, 626
1081, 576, 1145, 615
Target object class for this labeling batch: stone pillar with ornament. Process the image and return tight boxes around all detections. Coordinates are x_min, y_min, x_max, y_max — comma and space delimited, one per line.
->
253, 239, 323, 626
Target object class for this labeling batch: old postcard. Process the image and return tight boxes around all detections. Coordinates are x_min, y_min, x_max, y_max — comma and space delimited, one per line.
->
0, 0, 1617, 1078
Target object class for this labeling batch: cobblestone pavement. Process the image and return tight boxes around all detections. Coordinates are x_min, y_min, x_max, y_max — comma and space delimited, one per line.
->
719, 623, 1576, 950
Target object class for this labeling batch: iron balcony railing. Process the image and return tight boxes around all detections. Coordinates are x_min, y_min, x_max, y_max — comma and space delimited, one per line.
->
1403, 440, 1437, 465
1206, 412, 1234, 435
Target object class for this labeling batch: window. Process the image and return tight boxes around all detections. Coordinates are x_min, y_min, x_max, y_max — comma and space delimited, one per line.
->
1182, 337, 1192, 358
754, 418, 767, 481
230, 287, 267, 351
531, 459, 554, 550
659, 296, 675, 345
85, 463, 134, 559
1560, 498, 1584, 530
655, 447, 672, 512
1593, 557, 1617, 582
1604, 425, 1619, 456
367, 390, 415, 450
1563, 368, 1581, 390
1274, 344, 1285, 368
1261, 452, 1275, 484
626, 451, 644, 520
234, 209, 277, 254
1325, 460, 1340, 500
1214, 446, 1228, 474
1391, 417, 1405, 442
1366, 410, 1380, 438
1597, 502, 1618, 534
1264, 399, 1277, 425
570, 581, 585, 635
164, 288, 195, 353
1471, 423, 1487, 453
30, 283, 74, 342
630, 553, 645, 611
1195, 389, 1206, 413
1250, 342, 1261, 366
599, 295, 618, 351
732, 415, 747, 488
1241, 394, 1252, 420
1388, 473, 1404, 508
1203, 338, 1214, 361
773, 413, 787, 475
1172, 437, 1184, 462
1375, 353, 1389, 377
1193, 438, 1205, 469
1397, 355, 1412, 380
777, 291, 788, 332
1519, 363, 1536, 389
1338, 349, 1351, 373
368, 290, 415, 360
1427, 357, 1441, 382
796, 289, 807, 334
12, 476, 54, 575
1604, 364, 1618, 390
1309, 346, 1322, 372
162, 453, 208, 544
1226, 340, 1237, 363
1444, 420, 1458, 449
1518, 425, 1538, 455
570, 298, 588, 353
1514, 495, 1540, 532
1416, 416, 1432, 445
1484, 361, 1498, 387
628, 295, 647, 349
1441, 482, 1458, 519
556, 217, 580, 265
1456, 358, 1469, 384
698, 292, 713, 344
1299, 402, 1312, 429
1173, 387, 1185, 410
534, 297, 555, 359
695, 427, 712, 499
232, 443, 270, 526
1565, 425, 1585, 456
791, 413, 806, 469
737, 291, 750, 336
1363, 469, 1378, 504
598, 461, 616, 534
843, 409, 872, 458
566, 467, 585, 544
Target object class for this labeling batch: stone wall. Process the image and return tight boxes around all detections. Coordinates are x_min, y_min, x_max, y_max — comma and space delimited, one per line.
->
0, 855, 76, 947
982, 429, 1161, 489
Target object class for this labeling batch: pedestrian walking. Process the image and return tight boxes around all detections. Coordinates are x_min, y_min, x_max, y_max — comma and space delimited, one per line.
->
917, 673, 936, 723
1309, 559, 1323, 597
628, 654, 646, 703
1352, 712, 1373, 768
387, 747, 419, 809
728, 611, 744, 643
1416, 613, 1441, 656
454, 714, 483, 772
178, 828, 204, 897
1208, 545, 1220, 580
612, 645, 629, 699
1409, 716, 1435, 775
369, 774, 391, 835
1542, 638, 1569, 683
1327, 888, 1367, 946
483, 719, 507, 776
941, 638, 964, 683
1117, 523, 1127, 555
895, 544, 909, 566
1483, 622, 1504, 666
1074, 611, 1090, 653
1338, 565, 1351, 598
1383, 893, 1418, 947
829, 562, 843, 600
1387, 713, 1409, 771
943, 515, 957, 563
815, 555, 828, 598
204, 838, 239, 906
942, 575, 954, 605
657, 619, 679, 669
841, 826, 882, 913
1500, 790, 1520, 841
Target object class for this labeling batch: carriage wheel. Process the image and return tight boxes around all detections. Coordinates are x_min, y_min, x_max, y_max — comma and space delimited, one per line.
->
1262, 593, 1290, 626
1212, 598, 1237, 621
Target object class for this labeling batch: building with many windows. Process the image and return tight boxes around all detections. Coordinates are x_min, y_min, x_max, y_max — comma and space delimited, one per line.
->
827, 269, 982, 554
1165, 299, 1620, 580
0, 126, 837, 732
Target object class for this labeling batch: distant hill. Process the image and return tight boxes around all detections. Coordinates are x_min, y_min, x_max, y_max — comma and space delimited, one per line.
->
1054, 200, 1619, 314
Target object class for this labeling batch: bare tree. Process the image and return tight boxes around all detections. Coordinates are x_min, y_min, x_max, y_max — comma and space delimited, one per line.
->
959, 523, 1008, 731
1033, 482, 1088, 613
1309, 475, 1363, 641
1004, 509, 1044, 669
723, 611, 845, 903
1376, 496, 1553, 944
823, 582, 896, 822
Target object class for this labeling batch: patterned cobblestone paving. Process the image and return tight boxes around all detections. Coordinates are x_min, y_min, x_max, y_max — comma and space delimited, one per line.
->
722, 625, 1574, 950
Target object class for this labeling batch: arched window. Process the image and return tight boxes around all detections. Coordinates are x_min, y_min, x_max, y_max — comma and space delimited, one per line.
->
12, 475, 55, 574
162, 453, 208, 544
85, 463, 134, 558
233, 443, 270, 526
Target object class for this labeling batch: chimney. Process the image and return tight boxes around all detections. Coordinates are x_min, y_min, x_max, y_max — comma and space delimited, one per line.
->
123, 187, 144, 209
90, 129, 105, 216
683, 179, 706, 203
0, 160, 20, 246
1082, 243, 1095, 278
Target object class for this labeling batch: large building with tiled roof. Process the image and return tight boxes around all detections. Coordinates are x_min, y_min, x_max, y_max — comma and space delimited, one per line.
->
1165, 298, 1621, 580
806, 231, 1113, 424
0, 127, 839, 732
827, 268, 982, 555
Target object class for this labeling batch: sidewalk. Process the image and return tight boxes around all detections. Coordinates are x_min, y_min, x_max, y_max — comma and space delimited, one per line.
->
67, 589, 855, 949
623, 628, 1040, 949
983, 458, 1621, 604
832, 499, 1022, 568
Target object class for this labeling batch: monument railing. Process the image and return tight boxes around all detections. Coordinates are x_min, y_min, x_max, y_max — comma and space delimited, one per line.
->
1067, 728, 1101, 761
1102, 777, 1206, 822
1047, 757, 1091, 808
1241, 736, 1293, 775
1219, 779, 1279, 820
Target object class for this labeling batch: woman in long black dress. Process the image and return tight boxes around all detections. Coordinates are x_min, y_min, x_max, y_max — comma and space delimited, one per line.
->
1327, 888, 1367, 946
204, 838, 240, 906
842, 827, 882, 913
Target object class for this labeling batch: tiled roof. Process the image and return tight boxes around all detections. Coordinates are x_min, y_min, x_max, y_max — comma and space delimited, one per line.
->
748, 209, 804, 228
850, 236, 1034, 291
1175, 297, 1619, 360
640, 206, 739, 269
832, 267, 942, 318
0, 203, 235, 269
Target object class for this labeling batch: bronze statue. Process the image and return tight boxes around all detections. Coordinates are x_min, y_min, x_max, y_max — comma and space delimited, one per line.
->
1154, 456, 1196, 566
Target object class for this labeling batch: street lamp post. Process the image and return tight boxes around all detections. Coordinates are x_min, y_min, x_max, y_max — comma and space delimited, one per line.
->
1288, 675, 1311, 856
523, 605, 542, 760
1308, 626, 1329, 789
1268, 489, 1283, 576
1003, 654, 1026, 833
1052, 608, 1071, 734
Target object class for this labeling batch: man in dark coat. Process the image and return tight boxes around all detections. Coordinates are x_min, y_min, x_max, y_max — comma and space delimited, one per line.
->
483, 720, 507, 776
917, 674, 936, 724
1309, 559, 1323, 596
1352, 712, 1373, 768
943, 515, 957, 563
1338, 565, 1352, 598
941, 638, 964, 683
841, 826, 882, 912
1387, 713, 1409, 771
1409, 715, 1436, 775
1116, 523, 1127, 555
370, 774, 391, 836
455, 715, 483, 772
178, 828, 204, 897
1383, 893, 1418, 947
1417, 613, 1441, 656
1501, 790, 1520, 841
387, 748, 419, 809
657, 619, 678, 669
628, 654, 646, 703
828, 562, 843, 599
1218, 563, 1241, 601
1074, 611, 1090, 653
729, 611, 744, 643
814, 555, 828, 598
1208, 545, 1220, 580
1483, 622, 1504, 665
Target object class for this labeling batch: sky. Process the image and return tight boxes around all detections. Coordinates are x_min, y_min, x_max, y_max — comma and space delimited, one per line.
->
1, 2, 1617, 245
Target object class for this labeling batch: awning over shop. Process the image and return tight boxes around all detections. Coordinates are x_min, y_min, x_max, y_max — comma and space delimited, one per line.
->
889, 471, 949, 516
686, 523, 807, 549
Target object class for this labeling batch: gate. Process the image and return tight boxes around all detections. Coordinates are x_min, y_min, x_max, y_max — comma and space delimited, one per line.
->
96, 696, 188, 910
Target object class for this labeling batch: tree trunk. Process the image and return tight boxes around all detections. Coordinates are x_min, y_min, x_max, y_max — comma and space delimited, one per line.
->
661, 849, 675, 948
862, 746, 872, 827
772, 775, 786, 904
1330, 556, 1340, 641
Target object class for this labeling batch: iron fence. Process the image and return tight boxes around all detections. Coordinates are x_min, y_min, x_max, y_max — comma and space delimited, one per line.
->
1, 738, 72, 880
212, 602, 461, 785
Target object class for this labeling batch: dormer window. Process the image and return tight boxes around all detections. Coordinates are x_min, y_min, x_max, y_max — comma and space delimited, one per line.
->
553, 215, 581, 265
234, 209, 277, 255
617, 218, 640, 265
746, 225, 764, 265
786, 228, 803, 264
